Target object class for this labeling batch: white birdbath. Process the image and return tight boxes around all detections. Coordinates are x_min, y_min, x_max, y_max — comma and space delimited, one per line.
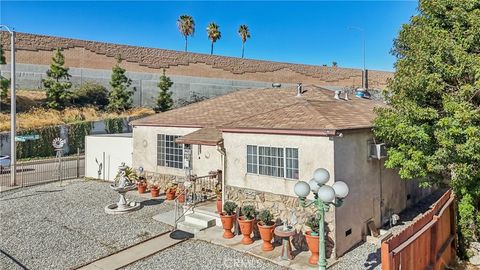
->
105, 163, 141, 214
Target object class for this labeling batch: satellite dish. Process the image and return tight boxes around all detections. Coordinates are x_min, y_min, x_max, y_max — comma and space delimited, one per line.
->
52, 138, 65, 149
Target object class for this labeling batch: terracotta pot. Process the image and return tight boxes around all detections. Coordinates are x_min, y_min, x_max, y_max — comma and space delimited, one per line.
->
220, 213, 235, 239
150, 187, 159, 197
165, 191, 176, 200
305, 231, 319, 265
216, 199, 222, 213
178, 194, 185, 203
238, 217, 254, 245
137, 183, 147, 194
258, 223, 275, 251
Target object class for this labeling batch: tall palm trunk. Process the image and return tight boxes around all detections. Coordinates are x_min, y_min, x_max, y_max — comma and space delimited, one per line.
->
185, 36, 188, 52
241, 42, 245, 58
211, 42, 214, 55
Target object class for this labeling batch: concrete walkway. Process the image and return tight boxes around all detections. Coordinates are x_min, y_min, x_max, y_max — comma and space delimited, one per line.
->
77, 232, 185, 270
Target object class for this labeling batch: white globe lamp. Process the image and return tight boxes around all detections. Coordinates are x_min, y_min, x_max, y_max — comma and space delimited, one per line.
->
332, 181, 349, 199
313, 168, 330, 185
317, 185, 335, 203
294, 181, 311, 197
308, 178, 320, 193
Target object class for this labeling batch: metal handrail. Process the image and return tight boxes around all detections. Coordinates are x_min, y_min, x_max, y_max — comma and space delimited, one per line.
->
172, 171, 220, 231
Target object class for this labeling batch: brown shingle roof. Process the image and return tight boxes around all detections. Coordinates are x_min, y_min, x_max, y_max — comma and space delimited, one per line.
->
131, 87, 384, 135
176, 128, 223, 146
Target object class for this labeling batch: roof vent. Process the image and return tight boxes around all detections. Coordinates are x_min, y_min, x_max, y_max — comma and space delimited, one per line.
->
334, 90, 341, 100
272, 83, 281, 88
296, 83, 303, 97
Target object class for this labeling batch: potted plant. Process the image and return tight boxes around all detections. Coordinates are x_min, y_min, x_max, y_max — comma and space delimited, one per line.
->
136, 177, 147, 194
150, 183, 160, 197
164, 182, 177, 200
220, 201, 237, 239
257, 209, 275, 251
214, 184, 222, 213
176, 185, 185, 203
239, 205, 257, 245
305, 215, 320, 265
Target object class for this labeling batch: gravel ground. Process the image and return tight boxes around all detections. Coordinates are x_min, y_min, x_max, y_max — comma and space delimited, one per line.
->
330, 189, 447, 270
0, 179, 173, 270
123, 239, 287, 270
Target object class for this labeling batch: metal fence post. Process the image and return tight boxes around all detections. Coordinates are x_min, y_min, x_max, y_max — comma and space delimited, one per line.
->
76, 148, 80, 178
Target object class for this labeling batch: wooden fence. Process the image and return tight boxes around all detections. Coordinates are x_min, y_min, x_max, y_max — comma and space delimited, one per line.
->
381, 189, 456, 270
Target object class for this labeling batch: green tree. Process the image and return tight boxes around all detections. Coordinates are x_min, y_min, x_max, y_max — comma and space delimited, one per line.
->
155, 69, 174, 112
332, 61, 338, 67
238, 25, 251, 58
373, 0, 480, 256
42, 48, 72, 110
207, 22, 221, 55
177, 15, 195, 52
0, 45, 9, 100
72, 82, 109, 109
107, 56, 133, 112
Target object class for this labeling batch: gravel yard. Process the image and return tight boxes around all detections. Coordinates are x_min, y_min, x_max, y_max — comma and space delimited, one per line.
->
122, 239, 287, 270
0, 179, 173, 270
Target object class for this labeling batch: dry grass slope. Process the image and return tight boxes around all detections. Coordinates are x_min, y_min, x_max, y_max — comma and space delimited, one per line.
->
0, 106, 154, 132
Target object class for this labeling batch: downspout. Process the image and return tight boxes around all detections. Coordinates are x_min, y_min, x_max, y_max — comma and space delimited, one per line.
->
216, 142, 226, 211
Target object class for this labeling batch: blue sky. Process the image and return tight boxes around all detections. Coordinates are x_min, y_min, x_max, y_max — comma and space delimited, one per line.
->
1, 1, 418, 71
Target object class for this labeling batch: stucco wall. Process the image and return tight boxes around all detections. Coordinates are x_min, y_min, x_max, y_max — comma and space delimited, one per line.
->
222, 132, 335, 197
132, 126, 222, 176
332, 130, 429, 256
85, 134, 133, 181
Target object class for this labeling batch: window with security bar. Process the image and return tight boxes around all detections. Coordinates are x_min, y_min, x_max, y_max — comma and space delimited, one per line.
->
246, 145, 299, 179
157, 134, 184, 169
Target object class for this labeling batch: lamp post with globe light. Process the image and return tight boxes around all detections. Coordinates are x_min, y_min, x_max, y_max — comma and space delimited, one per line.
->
294, 168, 349, 270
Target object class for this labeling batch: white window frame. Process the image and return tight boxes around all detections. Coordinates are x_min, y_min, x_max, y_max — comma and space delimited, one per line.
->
157, 134, 185, 169
246, 145, 299, 180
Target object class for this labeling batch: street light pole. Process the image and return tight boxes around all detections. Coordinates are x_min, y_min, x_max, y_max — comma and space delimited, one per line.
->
294, 168, 349, 270
349, 27, 366, 88
1, 25, 16, 186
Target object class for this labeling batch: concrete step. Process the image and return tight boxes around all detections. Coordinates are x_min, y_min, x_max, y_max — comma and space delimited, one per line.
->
152, 209, 184, 226
177, 221, 207, 234
193, 208, 222, 227
184, 213, 216, 227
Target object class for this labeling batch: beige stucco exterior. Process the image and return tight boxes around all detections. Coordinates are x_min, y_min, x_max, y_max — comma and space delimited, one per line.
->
222, 132, 335, 197
332, 130, 429, 256
132, 126, 222, 177
131, 125, 426, 258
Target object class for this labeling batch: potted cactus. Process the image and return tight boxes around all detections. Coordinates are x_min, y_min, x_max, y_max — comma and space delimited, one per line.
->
136, 176, 147, 194
215, 184, 222, 213
239, 205, 257, 245
149, 183, 160, 197
257, 209, 275, 251
164, 182, 177, 200
176, 185, 185, 203
305, 215, 320, 265
220, 201, 237, 238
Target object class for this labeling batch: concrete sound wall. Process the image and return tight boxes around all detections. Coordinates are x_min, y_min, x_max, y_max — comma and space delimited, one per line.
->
0, 63, 279, 107
0, 32, 393, 91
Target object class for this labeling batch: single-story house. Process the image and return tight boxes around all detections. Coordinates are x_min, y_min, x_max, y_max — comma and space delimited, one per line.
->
130, 86, 428, 258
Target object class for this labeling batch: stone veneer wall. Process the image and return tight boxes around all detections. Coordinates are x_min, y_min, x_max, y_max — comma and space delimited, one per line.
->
1, 32, 393, 89
225, 185, 336, 259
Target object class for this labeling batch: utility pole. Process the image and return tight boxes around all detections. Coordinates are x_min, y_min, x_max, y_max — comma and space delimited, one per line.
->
349, 27, 366, 88
1, 25, 16, 186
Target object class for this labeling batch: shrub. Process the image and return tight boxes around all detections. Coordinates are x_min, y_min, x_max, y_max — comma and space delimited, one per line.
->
306, 215, 320, 235
223, 201, 237, 216
258, 209, 274, 226
72, 82, 109, 108
241, 205, 257, 220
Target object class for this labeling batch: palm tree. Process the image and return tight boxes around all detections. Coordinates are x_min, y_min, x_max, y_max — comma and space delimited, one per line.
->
177, 15, 195, 52
238, 25, 251, 58
207, 22, 221, 55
